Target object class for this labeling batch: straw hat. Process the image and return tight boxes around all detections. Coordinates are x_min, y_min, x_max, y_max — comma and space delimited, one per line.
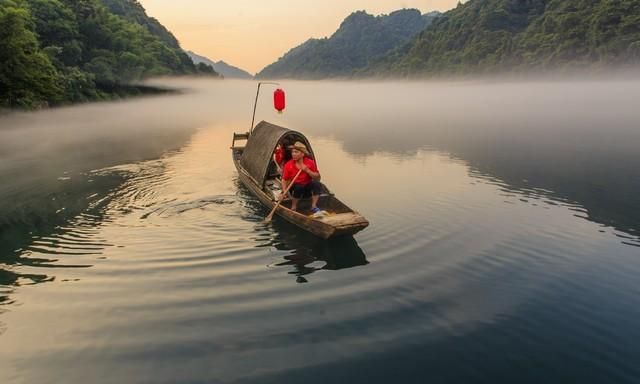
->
288, 141, 309, 156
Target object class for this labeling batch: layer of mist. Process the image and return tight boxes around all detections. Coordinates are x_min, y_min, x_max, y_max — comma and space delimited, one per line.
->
275, 78, 640, 237
2, 76, 640, 257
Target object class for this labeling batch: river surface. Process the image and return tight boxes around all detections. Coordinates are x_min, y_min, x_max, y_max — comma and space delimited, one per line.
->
1, 79, 639, 383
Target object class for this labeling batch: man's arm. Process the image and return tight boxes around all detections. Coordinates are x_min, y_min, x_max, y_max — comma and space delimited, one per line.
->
301, 164, 321, 181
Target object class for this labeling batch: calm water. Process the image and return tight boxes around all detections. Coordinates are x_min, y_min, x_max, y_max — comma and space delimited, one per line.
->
1, 79, 640, 383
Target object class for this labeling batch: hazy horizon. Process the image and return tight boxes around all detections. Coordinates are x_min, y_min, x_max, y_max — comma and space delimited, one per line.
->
138, 0, 460, 74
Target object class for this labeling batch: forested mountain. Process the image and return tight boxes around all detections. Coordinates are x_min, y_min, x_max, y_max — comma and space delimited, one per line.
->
100, 0, 180, 49
187, 51, 253, 79
0, 0, 218, 109
256, 9, 440, 79
365, 0, 640, 76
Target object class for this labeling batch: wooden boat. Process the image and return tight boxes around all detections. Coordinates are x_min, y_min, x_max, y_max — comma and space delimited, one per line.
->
231, 121, 369, 239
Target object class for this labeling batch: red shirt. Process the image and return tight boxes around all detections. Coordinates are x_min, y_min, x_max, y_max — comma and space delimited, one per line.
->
274, 146, 284, 165
282, 157, 318, 186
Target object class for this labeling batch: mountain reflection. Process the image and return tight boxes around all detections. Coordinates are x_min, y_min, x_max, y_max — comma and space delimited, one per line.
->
0, 104, 197, 306
0, 269, 54, 292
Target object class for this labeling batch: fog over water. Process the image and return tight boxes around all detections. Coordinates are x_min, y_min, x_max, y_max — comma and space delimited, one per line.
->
1, 77, 640, 383
3, 78, 640, 253
279, 78, 640, 236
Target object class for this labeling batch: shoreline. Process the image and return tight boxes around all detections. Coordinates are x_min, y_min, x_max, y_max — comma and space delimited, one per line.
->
0, 76, 224, 114
0, 83, 178, 115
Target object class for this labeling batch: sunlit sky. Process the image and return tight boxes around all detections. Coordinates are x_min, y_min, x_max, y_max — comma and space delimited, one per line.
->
138, 1, 460, 74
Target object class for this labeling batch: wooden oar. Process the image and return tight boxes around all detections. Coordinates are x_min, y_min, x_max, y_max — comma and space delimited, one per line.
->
265, 168, 302, 223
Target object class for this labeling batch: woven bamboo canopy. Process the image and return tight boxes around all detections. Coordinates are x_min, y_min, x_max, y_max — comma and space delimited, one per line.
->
240, 121, 315, 187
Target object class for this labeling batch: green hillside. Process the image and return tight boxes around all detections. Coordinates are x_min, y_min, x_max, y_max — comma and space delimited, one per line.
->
256, 9, 440, 79
366, 0, 640, 76
0, 0, 218, 109
101, 0, 179, 49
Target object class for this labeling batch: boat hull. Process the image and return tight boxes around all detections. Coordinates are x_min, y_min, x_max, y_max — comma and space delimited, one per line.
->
232, 148, 368, 239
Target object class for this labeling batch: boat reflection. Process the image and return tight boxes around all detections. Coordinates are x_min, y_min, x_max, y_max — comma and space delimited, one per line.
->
268, 222, 369, 283
236, 180, 369, 283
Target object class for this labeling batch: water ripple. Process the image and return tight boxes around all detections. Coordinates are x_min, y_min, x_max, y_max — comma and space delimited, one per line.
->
2, 118, 640, 383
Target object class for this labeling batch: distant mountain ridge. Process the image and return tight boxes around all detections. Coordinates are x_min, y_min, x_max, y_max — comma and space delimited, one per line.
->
256, 9, 441, 79
186, 51, 253, 79
364, 0, 640, 76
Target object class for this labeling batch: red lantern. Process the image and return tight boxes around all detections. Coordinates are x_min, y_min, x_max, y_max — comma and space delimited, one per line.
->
273, 88, 285, 113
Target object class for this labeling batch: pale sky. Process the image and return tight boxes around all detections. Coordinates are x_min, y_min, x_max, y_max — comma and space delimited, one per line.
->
138, 1, 460, 74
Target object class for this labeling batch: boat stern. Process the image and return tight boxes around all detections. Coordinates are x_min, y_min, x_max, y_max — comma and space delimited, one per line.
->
317, 212, 370, 238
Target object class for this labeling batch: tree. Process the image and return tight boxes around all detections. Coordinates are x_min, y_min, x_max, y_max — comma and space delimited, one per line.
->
0, 4, 62, 108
